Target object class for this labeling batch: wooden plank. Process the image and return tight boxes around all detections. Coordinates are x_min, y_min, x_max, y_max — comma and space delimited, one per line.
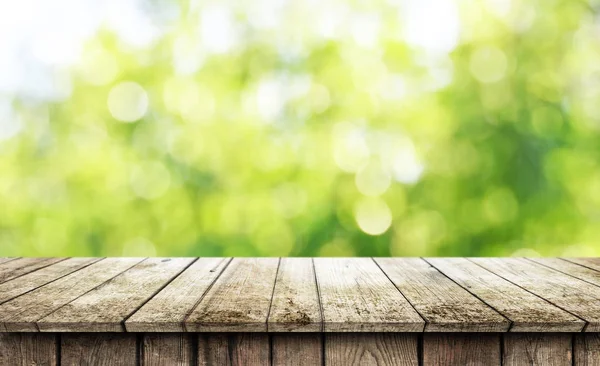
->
530, 258, 600, 286
0, 258, 66, 284
0, 333, 57, 365
563, 258, 600, 272
143, 334, 194, 366
472, 257, 600, 332
426, 258, 584, 332
38, 258, 195, 332
61, 333, 136, 366
126, 258, 231, 332
325, 333, 418, 366
272, 334, 322, 366
0, 258, 19, 265
503, 334, 572, 366
0, 257, 144, 332
423, 333, 500, 365
268, 258, 321, 332
314, 258, 424, 332
198, 333, 269, 366
0, 258, 101, 305
375, 258, 509, 332
575, 334, 600, 366
186, 258, 279, 332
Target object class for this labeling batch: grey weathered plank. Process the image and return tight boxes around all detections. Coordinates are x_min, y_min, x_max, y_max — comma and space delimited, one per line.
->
503, 334, 572, 366
198, 333, 269, 366
126, 258, 231, 332
0, 258, 18, 265
375, 258, 509, 332
529, 258, 600, 287
325, 333, 418, 366
426, 258, 584, 332
575, 334, 600, 366
61, 334, 136, 366
472, 257, 600, 332
186, 258, 279, 332
38, 258, 195, 332
563, 258, 600, 271
268, 258, 321, 332
423, 334, 501, 365
0, 333, 57, 365
0, 258, 66, 284
272, 334, 322, 366
0, 257, 144, 332
143, 334, 194, 366
0, 258, 101, 305
314, 258, 424, 332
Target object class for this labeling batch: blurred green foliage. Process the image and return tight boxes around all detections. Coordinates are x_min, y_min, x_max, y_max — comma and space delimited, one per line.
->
1, 0, 600, 257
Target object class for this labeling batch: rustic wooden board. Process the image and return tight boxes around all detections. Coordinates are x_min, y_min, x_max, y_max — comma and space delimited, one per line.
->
563, 258, 600, 272
272, 334, 322, 366
38, 258, 195, 332
0, 257, 144, 332
61, 333, 136, 366
268, 258, 322, 332
423, 333, 501, 365
530, 258, 600, 287
186, 258, 280, 332
325, 333, 418, 366
0, 258, 18, 265
503, 334, 572, 366
376, 258, 509, 332
314, 258, 424, 332
472, 257, 600, 332
575, 334, 600, 366
198, 333, 269, 366
426, 258, 584, 332
0, 333, 57, 365
126, 258, 231, 332
0, 258, 66, 284
143, 334, 194, 366
0, 258, 101, 305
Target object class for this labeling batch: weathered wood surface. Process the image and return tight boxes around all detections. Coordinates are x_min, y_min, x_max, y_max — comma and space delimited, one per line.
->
423, 333, 500, 365
61, 333, 136, 366
575, 334, 600, 366
325, 333, 418, 365
272, 334, 322, 366
503, 333, 572, 366
0, 333, 56, 365
143, 334, 194, 366
0, 258, 65, 284
198, 333, 269, 366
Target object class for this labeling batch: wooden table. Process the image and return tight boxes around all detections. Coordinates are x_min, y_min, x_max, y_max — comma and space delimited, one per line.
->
0, 257, 599, 365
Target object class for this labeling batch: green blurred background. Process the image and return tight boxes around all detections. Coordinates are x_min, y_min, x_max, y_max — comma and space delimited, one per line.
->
1, 0, 599, 257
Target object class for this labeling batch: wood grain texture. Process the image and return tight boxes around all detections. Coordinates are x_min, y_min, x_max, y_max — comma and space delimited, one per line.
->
325, 333, 418, 366
503, 334, 572, 366
0, 257, 144, 332
575, 334, 600, 366
126, 257, 231, 332
0, 258, 18, 265
38, 258, 194, 332
472, 257, 600, 332
529, 258, 600, 286
272, 334, 322, 366
563, 258, 600, 272
423, 333, 501, 366
375, 258, 509, 332
143, 334, 194, 366
268, 258, 321, 332
314, 258, 424, 332
0, 333, 57, 366
0, 258, 101, 305
198, 333, 269, 366
0, 258, 66, 284
186, 258, 279, 332
61, 333, 136, 366
426, 258, 583, 332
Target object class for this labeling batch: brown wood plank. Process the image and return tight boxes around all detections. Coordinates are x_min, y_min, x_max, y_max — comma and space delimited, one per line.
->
0, 257, 144, 332
325, 333, 418, 366
0, 258, 19, 265
503, 334, 572, 366
375, 258, 509, 332
0, 333, 57, 365
126, 257, 231, 332
186, 258, 279, 332
268, 258, 321, 332
0, 258, 66, 284
61, 333, 136, 366
38, 258, 195, 332
272, 334, 322, 366
530, 258, 600, 286
426, 258, 584, 332
314, 258, 424, 332
144, 334, 194, 366
0, 258, 101, 305
198, 333, 269, 366
575, 334, 600, 366
423, 333, 501, 365
563, 258, 600, 271
472, 257, 600, 332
